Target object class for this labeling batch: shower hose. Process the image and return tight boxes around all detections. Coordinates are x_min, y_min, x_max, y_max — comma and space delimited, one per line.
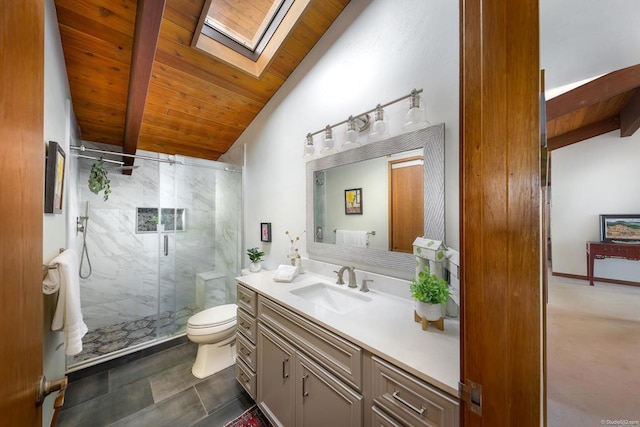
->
79, 218, 92, 279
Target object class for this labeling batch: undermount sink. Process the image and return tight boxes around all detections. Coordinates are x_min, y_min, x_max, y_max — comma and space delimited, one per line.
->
290, 282, 372, 314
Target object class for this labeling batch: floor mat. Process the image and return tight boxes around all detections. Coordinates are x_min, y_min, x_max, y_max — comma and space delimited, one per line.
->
224, 405, 273, 427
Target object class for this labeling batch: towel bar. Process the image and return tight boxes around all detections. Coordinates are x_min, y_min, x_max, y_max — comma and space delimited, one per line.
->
333, 229, 376, 236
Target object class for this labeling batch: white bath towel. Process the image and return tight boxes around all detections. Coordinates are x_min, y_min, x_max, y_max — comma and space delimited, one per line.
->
335, 230, 368, 248
47, 249, 88, 355
272, 264, 299, 282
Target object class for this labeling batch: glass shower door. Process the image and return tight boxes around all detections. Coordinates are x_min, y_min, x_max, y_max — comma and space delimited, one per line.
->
157, 157, 242, 338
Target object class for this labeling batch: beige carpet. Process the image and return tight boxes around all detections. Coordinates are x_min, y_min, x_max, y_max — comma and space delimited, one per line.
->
547, 275, 640, 426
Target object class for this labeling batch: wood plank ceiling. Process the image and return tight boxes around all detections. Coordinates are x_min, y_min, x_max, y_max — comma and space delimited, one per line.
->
546, 63, 640, 150
55, 0, 350, 161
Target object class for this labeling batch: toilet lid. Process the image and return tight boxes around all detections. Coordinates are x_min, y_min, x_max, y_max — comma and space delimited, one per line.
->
188, 304, 237, 329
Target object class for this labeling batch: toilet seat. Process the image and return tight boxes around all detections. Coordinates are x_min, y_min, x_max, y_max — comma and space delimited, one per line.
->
187, 304, 237, 337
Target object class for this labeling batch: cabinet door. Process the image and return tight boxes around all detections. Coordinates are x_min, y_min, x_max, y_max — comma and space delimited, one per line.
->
257, 325, 295, 426
295, 353, 363, 427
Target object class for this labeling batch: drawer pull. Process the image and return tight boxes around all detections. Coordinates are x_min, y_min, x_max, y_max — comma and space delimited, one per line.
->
240, 346, 251, 356
282, 357, 290, 378
239, 372, 248, 382
302, 374, 309, 396
240, 321, 249, 329
392, 390, 426, 416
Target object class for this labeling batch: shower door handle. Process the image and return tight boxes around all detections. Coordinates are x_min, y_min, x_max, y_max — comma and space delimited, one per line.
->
164, 235, 169, 256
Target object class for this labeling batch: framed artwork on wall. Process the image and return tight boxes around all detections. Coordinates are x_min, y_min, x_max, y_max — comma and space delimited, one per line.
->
599, 214, 640, 242
261, 222, 272, 242
345, 188, 362, 215
44, 141, 66, 214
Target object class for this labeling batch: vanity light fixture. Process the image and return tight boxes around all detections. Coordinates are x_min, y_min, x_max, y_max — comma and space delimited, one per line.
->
303, 88, 424, 158
403, 88, 429, 131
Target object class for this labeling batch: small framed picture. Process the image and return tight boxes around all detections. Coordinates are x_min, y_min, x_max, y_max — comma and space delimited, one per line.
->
44, 141, 66, 214
261, 222, 272, 242
345, 188, 362, 215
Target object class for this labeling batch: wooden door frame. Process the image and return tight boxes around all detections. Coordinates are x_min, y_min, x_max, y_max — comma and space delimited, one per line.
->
0, 0, 45, 425
460, 0, 542, 425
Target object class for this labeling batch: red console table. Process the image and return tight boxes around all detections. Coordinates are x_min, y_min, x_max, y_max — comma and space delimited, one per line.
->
586, 241, 640, 286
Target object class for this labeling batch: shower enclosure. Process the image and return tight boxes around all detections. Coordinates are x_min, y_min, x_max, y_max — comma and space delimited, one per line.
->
67, 146, 242, 370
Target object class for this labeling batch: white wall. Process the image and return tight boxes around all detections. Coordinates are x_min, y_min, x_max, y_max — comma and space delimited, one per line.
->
221, 0, 459, 276
541, 0, 640, 90
42, 0, 74, 424
551, 131, 640, 280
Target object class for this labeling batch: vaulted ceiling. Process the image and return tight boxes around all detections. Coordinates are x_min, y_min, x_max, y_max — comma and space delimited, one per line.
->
546, 63, 640, 150
55, 0, 350, 163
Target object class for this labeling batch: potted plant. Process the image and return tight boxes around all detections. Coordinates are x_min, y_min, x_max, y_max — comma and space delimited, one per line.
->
88, 159, 111, 201
247, 247, 265, 272
410, 265, 451, 321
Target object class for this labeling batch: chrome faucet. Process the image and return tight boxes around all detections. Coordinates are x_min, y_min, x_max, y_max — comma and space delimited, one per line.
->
335, 266, 357, 288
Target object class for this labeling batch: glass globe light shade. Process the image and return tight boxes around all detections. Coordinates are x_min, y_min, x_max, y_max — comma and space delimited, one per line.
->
344, 116, 360, 147
370, 104, 388, 139
320, 125, 337, 154
403, 89, 429, 131
303, 133, 315, 158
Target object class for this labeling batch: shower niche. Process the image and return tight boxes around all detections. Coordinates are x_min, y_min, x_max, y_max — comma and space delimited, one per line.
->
136, 207, 186, 233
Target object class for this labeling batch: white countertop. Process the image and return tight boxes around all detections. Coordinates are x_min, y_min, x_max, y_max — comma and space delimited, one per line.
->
236, 270, 460, 397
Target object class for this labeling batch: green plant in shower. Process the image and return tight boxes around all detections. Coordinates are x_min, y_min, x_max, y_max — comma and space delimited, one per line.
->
88, 159, 111, 201
149, 215, 159, 225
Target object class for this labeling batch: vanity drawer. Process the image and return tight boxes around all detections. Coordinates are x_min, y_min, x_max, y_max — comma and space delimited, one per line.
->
236, 357, 256, 399
372, 405, 403, 427
258, 296, 362, 390
237, 308, 257, 344
372, 356, 459, 427
236, 332, 257, 371
237, 283, 257, 316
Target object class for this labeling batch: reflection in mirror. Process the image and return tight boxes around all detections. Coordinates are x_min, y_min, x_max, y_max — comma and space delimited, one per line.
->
314, 149, 425, 253
307, 124, 444, 275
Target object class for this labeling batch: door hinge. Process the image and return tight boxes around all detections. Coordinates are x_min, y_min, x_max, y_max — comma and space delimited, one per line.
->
458, 380, 482, 416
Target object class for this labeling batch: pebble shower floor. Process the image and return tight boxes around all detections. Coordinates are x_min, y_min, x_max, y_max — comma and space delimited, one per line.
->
69, 306, 197, 364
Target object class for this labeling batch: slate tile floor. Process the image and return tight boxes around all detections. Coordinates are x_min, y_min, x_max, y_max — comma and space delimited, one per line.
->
58, 342, 254, 426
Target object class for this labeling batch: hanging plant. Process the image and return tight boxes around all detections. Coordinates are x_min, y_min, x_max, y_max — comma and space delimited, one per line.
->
88, 158, 111, 201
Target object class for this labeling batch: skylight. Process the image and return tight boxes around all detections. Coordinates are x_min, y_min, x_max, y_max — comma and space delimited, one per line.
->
201, 0, 293, 61
192, 0, 309, 78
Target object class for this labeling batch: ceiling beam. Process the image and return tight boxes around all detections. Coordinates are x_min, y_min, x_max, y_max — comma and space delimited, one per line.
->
122, 0, 166, 174
620, 88, 640, 137
547, 116, 620, 151
546, 63, 640, 121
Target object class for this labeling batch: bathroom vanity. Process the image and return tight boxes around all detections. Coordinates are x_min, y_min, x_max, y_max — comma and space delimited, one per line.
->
235, 270, 459, 426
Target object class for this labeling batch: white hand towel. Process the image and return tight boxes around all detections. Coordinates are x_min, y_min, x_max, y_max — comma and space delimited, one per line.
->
48, 249, 88, 355
272, 264, 299, 282
336, 230, 368, 248
43, 268, 60, 295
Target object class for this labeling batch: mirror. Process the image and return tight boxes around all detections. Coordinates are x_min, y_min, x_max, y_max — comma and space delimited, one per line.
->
306, 124, 445, 275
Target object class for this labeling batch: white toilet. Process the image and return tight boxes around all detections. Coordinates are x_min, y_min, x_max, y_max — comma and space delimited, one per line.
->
186, 303, 237, 379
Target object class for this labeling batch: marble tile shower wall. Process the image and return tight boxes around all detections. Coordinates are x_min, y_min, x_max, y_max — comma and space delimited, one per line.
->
76, 151, 233, 333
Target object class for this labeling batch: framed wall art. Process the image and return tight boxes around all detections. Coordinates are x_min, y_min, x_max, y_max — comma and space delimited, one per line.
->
44, 141, 66, 214
261, 222, 272, 242
599, 214, 640, 242
345, 188, 362, 215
